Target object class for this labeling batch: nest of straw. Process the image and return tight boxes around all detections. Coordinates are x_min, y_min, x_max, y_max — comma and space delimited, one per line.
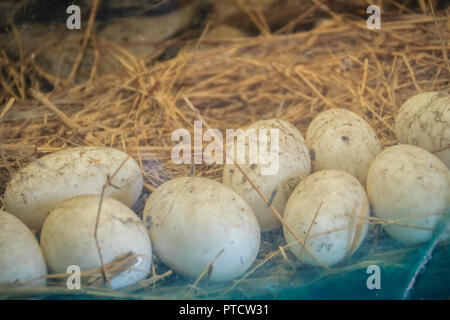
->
0, 7, 449, 299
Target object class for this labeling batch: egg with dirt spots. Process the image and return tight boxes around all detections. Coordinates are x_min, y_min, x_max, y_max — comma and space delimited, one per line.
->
306, 108, 382, 186
283, 170, 370, 267
40, 195, 152, 290
222, 119, 311, 232
143, 177, 260, 282
395, 91, 450, 168
0, 210, 47, 287
367, 144, 449, 246
4, 147, 143, 232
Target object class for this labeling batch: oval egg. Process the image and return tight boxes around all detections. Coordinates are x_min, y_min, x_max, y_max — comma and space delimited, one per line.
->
0, 210, 47, 287
283, 170, 370, 267
223, 119, 311, 231
40, 195, 152, 289
306, 108, 382, 185
143, 177, 260, 283
395, 91, 450, 167
5, 146, 143, 231
367, 144, 449, 246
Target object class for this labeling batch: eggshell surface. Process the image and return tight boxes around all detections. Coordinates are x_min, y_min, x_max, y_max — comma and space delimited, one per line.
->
143, 177, 260, 282
0, 210, 47, 287
40, 195, 152, 289
395, 91, 450, 167
223, 119, 311, 231
367, 144, 449, 246
5, 147, 143, 231
306, 108, 382, 185
284, 170, 370, 266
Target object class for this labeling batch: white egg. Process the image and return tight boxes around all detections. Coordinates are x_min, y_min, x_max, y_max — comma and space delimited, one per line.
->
143, 177, 260, 282
0, 210, 47, 287
395, 91, 450, 167
5, 147, 143, 232
40, 195, 152, 289
306, 108, 382, 185
283, 170, 370, 267
367, 144, 449, 246
223, 119, 311, 231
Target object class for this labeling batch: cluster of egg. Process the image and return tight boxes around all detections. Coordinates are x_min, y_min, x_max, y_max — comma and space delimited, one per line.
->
0, 91, 448, 289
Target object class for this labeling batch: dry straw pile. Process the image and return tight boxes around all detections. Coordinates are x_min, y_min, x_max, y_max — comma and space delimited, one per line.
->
0, 1, 449, 299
